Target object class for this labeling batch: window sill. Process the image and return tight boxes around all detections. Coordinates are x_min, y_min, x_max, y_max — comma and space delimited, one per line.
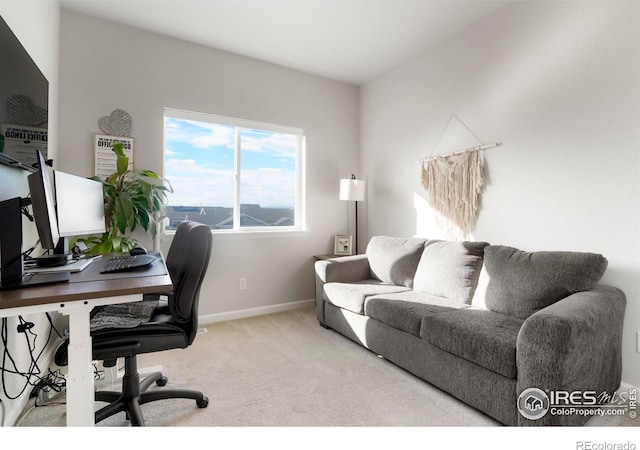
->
161, 228, 309, 242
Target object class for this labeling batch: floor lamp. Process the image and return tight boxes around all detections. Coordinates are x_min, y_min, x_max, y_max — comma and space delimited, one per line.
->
339, 174, 366, 254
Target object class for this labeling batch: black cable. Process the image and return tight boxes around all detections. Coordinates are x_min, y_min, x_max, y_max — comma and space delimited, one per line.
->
19, 317, 42, 379
21, 204, 33, 222
0, 197, 37, 277
45, 312, 63, 339
0, 314, 63, 400
1, 318, 33, 399
33, 369, 66, 407
0, 239, 40, 274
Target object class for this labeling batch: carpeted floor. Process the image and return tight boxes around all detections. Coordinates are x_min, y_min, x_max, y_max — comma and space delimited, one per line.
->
16, 307, 638, 429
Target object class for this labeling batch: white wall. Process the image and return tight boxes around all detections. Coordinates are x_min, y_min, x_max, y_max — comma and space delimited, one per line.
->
0, 0, 60, 426
361, 1, 640, 387
57, 9, 359, 318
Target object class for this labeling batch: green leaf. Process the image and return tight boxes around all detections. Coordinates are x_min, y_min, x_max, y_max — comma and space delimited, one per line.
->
139, 181, 152, 206
152, 196, 162, 211
116, 154, 129, 175
121, 236, 138, 252
112, 142, 126, 158
111, 236, 122, 251
105, 172, 120, 185
96, 239, 113, 254
114, 193, 133, 235
140, 170, 160, 179
138, 208, 150, 231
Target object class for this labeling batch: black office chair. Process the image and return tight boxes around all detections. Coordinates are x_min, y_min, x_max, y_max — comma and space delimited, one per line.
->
55, 221, 213, 426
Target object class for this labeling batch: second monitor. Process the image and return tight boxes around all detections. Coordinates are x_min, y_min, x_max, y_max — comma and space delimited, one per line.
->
28, 151, 106, 267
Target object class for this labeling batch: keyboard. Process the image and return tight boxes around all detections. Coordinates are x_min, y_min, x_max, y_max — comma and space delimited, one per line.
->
99, 255, 156, 274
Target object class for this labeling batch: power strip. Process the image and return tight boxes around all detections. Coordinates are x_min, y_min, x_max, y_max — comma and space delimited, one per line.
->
38, 385, 66, 404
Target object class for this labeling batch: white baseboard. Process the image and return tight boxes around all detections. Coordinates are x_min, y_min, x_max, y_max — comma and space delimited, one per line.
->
199, 298, 314, 325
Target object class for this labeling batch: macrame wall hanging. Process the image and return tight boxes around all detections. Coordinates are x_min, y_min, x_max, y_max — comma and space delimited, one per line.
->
419, 115, 501, 239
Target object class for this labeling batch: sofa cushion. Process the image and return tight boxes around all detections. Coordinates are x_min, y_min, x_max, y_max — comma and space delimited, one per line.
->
413, 240, 489, 304
323, 280, 410, 315
421, 309, 524, 379
484, 245, 608, 319
364, 291, 468, 337
365, 236, 426, 288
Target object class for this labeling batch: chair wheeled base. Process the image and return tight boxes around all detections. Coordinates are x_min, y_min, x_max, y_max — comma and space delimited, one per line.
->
94, 352, 209, 426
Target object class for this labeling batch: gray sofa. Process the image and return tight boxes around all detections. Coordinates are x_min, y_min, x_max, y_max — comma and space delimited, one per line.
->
314, 236, 626, 426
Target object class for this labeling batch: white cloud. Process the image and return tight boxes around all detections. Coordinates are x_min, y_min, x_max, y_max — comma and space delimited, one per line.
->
240, 167, 295, 207
190, 125, 235, 149
167, 161, 295, 208
241, 132, 297, 158
165, 118, 235, 150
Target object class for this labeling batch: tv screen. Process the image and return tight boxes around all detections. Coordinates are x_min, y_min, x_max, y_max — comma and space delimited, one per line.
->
0, 14, 49, 170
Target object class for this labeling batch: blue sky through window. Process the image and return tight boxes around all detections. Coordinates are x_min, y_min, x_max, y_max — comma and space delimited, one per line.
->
164, 117, 297, 209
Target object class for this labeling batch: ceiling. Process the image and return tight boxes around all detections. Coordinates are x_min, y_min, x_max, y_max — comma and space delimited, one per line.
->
59, 0, 508, 85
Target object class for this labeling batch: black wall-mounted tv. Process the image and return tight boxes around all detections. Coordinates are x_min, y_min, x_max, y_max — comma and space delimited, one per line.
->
0, 14, 49, 172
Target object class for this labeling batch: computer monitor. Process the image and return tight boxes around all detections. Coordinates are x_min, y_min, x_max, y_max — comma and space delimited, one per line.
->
28, 150, 106, 265
0, 150, 68, 288
27, 150, 59, 250
54, 170, 106, 238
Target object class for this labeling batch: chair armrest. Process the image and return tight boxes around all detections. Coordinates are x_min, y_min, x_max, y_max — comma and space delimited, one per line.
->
314, 255, 371, 325
516, 284, 626, 426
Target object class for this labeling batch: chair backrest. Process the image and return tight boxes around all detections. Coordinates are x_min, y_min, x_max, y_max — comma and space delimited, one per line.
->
165, 221, 212, 344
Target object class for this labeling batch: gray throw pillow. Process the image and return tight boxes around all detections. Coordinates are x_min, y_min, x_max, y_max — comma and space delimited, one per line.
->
484, 245, 608, 319
413, 240, 489, 304
366, 236, 426, 288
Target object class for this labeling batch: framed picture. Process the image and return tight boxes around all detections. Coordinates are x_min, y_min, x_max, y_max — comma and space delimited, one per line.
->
1, 124, 48, 166
94, 134, 134, 178
334, 234, 353, 256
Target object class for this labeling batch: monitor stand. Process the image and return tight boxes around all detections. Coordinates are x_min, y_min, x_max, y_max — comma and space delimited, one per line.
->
35, 253, 73, 268
0, 197, 70, 290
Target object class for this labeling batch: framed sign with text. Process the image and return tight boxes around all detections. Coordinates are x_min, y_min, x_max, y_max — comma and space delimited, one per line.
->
94, 134, 134, 178
1, 124, 48, 167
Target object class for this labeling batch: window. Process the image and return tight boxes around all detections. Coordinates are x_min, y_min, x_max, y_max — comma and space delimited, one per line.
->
163, 109, 305, 232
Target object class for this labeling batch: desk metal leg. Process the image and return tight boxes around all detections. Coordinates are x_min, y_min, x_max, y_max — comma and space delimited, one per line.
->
64, 303, 95, 427
60, 294, 140, 427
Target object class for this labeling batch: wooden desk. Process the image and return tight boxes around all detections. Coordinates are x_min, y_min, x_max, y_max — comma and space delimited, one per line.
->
0, 255, 172, 427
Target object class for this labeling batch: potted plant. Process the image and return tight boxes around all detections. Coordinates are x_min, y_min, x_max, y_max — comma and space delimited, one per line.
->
78, 142, 172, 254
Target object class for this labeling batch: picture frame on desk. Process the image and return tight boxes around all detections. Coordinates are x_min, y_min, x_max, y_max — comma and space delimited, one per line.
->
334, 234, 353, 256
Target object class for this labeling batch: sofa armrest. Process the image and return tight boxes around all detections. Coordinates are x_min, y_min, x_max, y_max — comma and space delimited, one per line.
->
314, 255, 371, 326
516, 284, 626, 426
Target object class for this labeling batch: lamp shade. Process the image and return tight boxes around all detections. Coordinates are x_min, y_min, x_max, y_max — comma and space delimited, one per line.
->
339, 177, 366, 201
